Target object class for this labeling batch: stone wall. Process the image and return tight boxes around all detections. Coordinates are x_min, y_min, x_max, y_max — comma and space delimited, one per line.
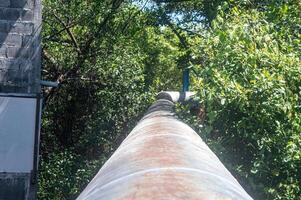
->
0, 0, 41, 94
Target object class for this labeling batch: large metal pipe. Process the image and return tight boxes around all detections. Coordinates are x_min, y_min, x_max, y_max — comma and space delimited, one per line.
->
77, 92, 253, 200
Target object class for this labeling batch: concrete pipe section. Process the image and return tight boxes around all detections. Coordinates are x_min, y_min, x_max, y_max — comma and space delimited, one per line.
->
77, 92, 253, 200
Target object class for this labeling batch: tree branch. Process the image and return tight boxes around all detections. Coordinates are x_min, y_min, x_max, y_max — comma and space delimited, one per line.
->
43, 0, 125, 106
52, 12, 82, 54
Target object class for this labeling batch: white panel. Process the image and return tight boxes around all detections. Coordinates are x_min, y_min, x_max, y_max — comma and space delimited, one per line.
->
0, 97, 36, 173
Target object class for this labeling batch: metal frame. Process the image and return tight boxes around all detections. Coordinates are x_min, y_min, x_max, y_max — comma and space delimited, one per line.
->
0, 92, 42, 199
0, 93, 38, 99
30, 93, 42, 197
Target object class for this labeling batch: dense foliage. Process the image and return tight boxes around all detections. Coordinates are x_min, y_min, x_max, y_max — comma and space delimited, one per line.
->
179, 2, 301, 199
39, 0, 300, 199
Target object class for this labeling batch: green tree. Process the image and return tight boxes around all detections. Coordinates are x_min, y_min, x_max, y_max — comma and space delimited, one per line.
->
39, 0, 301, 199
39, 0, 182, 198
178, 1, 301, 199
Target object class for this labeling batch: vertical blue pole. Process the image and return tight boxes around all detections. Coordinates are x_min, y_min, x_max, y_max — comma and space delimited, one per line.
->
182, 68, 190, 92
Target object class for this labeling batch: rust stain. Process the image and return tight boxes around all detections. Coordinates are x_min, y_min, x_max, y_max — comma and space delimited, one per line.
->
135, 133, 184, 166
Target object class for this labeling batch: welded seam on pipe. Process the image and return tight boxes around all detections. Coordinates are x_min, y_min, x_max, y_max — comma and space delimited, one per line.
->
84, 167, 251, 199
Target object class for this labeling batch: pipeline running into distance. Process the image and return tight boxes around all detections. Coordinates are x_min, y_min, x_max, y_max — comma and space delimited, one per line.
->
77, 92, 253, 200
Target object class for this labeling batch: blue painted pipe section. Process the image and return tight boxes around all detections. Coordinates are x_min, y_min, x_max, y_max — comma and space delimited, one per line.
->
182, 68, 190, 92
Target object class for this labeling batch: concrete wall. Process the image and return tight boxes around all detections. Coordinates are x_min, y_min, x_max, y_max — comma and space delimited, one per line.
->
0, 0, 41, 93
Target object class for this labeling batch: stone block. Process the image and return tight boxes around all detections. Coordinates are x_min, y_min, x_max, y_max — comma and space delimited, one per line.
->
10, 0, 34, 9
0, 21, 9, 33
9, 22, 34, 35
24, 35, 32, 43
6, 46, 18, 58
0, 58, 29, 69
22, 35, 32, 46
7, 68, 18, 82
0, 33, 23, 46
0, 32, 7, 42
0, 68, 8, 82
0, 8, 5, 20
0, 45, 7, 58
21, 10, 33, 21
0, 0, 10, 7
7, 46, 30, 58
0, 8, 21, 21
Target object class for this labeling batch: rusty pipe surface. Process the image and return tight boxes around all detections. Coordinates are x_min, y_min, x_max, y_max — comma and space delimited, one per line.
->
77, 94, 253, 200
